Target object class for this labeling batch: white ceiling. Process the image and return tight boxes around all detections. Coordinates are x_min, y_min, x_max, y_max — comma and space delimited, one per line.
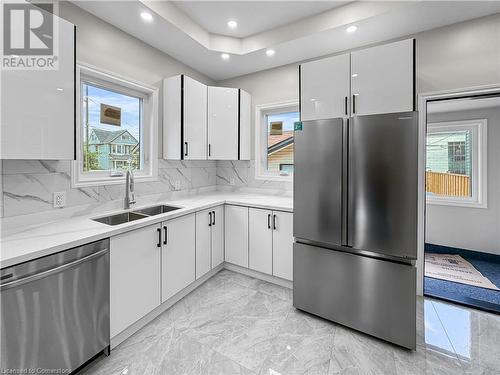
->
72, 1, 500, 81
172, 1, 350, 38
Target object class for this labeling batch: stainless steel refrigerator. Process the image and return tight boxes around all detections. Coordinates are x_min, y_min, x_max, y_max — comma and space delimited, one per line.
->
293, 111, 418, 350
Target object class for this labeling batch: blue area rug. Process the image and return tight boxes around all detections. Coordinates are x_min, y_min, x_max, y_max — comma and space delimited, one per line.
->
424, 243, 500, 311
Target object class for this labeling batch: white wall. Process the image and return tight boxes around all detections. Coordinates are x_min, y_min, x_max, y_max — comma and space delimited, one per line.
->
216, 13, 500, 191
426, 106, 500, 255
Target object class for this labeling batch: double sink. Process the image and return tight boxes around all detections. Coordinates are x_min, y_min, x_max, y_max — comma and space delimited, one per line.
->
93, 205, 181, 226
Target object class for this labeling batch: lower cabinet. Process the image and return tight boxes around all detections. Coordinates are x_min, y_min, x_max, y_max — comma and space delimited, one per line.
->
110, 224, 161, 337
225, 205, 249, 267
248, 208, 294, 281
162, 214, 196, 302
195, 205, 224, 279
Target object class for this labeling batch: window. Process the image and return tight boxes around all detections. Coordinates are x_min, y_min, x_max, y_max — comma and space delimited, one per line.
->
72, 65, 158, 187
255, 101, 299, 181
426, 119, 487, 207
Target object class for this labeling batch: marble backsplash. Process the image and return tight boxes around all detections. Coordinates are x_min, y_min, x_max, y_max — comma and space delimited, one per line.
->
1, 159, 217, 219
0, 159, 292, 220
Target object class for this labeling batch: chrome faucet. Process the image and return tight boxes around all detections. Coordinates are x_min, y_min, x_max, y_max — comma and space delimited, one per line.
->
124, 170, 136, 209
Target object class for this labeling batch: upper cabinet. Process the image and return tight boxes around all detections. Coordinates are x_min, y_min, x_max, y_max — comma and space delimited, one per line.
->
163, 77, 251, 161
163, 75, 207, 160
1, 15, 75, 160
350, 39, 415, 116
207, 87, 251, 160
300, 53, 350, 121
299, 39, 415, 120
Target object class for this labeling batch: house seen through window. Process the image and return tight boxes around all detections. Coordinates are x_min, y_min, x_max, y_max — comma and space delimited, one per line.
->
266, 111, 299, 174
82, 82, 142, 173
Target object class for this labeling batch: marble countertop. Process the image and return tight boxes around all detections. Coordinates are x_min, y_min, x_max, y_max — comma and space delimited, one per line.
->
0, 192, 293, 268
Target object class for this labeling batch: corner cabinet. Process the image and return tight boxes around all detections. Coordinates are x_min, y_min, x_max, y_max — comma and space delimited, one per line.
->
208, 87, 251, 160
1, 15, 75, 160
163, 75, 207, 160
195, 205, 224, 279
299, 38, 415, 119
225, 205, 249, 267
350, 39, 415, 116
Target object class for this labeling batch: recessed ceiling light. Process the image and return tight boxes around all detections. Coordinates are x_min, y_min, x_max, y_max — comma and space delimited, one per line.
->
140, 12, 153, 22
56, 88, 64, 91
221, 53, 230, 60
227, 20, 238, 29
346, 25, 357, 33
266, 49, 275, 57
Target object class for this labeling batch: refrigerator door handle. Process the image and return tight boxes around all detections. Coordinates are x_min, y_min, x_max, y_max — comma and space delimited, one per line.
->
342, 119, 349, 246
347, 118, 354, 247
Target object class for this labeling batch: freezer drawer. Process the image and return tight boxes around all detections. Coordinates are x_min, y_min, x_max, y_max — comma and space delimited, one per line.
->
293, 242, 416, 349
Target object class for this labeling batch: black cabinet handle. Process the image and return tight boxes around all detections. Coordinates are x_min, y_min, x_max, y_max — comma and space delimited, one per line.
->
184, 142, 188, 156
344, 96, 348, 116
212, 210, 216, 226
157, 228, 161, 248
352, 95, 356, 114
163, 226, 167, 245
273, 214, 277, 230
267, 214, 271, 229
209, 211, 212, 227
208, 144, 211, 157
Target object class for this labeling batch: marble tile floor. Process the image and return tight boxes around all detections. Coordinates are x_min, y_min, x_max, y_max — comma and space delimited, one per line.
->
80, 270, 500, 375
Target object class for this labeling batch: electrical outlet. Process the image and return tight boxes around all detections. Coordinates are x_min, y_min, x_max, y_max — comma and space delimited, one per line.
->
53, 191, 66, 208
174, 180, 181, 191
230, 177, 235, 186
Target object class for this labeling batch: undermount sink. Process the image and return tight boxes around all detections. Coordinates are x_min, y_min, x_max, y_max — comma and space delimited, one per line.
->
92, 205, 182, 226
93, 212, 149, 226
133, 205, 181, 216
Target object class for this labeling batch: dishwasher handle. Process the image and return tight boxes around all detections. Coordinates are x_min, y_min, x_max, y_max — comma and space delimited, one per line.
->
0, 248, 109, 291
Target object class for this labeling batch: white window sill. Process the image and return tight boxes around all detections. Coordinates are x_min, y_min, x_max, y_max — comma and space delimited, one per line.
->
426, 197, 487, 209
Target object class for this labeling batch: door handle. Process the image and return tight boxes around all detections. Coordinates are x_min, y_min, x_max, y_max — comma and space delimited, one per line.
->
209, 211, 212, 227
267, 214, 271, 229
184, 142, 188, 156
163, 226, 167, 245
157, 227, 162, 248
273, 214, 277, 230
344, 96, 348, 116
212, 210, 216, 226
352, 95, 356, 114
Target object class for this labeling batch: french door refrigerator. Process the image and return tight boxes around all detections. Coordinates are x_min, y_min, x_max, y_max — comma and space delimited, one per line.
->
293, 111, 418, 349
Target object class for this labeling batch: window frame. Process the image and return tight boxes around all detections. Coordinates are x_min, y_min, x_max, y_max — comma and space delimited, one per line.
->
72, 64, 158, 187
426, 119, 487, 208
254, 101, 298, 182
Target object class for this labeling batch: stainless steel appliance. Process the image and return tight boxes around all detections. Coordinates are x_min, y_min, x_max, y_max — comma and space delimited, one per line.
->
1, 239, 110, 372
293, 112, 418, 349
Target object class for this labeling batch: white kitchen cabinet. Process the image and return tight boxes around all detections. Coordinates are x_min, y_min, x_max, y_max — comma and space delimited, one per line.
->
196, 206, 224, 279
249, 208, 273, 274
300, 53, 350, 121
211, 206, 225, 268
1, 15, 75, 160
163, 75, 207, 160
208, 86, 239, 160
225, 205, 249, 267
351, 39, 414, 116
110, 224, 161, 337
162, 213, 196, 302
272, 211, 294, 281
239, 90, 252, 160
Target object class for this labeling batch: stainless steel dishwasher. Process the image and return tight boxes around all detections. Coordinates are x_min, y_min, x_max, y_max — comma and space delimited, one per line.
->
0, 239, 110, 373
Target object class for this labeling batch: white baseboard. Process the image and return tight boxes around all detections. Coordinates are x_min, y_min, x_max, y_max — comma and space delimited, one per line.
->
223, 262, 293, 289
110, 264, 224, 349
